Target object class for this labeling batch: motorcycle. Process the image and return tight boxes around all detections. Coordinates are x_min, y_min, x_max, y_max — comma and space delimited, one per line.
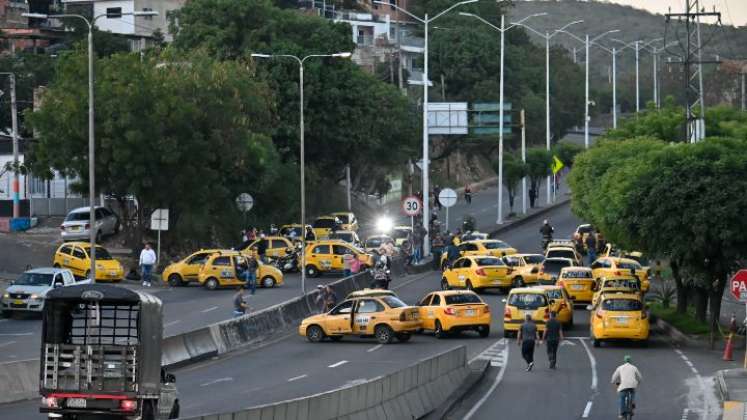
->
371, 266, 391, 289
269, 248, 299, 273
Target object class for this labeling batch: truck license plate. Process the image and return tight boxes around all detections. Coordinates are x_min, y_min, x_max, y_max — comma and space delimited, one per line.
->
66, 398, 87, 408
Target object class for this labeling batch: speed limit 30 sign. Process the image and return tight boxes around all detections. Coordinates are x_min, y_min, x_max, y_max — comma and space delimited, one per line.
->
402, 196, 422, 216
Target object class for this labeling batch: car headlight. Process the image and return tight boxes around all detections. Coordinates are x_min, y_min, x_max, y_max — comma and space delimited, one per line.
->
2, 293, 9, 299
30, 294, 42, 300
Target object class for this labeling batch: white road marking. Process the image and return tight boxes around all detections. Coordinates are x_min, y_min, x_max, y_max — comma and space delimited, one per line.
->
287, 374, 307, 382
200, 306, 219, 313
164, 320, 181, 328
560, 340, 577, 347
0, 341, 16, 348
0, 332, 32, 336
367, 344, 383, 353
579, 338, 598, 391
463, 342, 509, 420
675, 349, 713, 419
582, 401, 593, 418
200, 377, 233, 387
328, 360, 348, 368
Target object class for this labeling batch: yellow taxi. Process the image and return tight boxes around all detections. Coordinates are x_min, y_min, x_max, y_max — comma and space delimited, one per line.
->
279, 224, 315, 242
197, 250, 283, 290
417, 290, 491, 338
537, 257, 576, 285
439, 240, 518, 270
298, 292, 420, 344
52, 242, 124, 282
591, 277, 642, 307
303, 240, 374, 277
502, 287, 551, 337
441, 255, 513, 292
591, 257, 650, 292
331, 211, 359, 232
312, 216, 341, 240
391, 226, 413, 247
589, 292, 649, 347
161, 249, 221, 287
556, 267, 595, 303
502, 254, 545, 287
536, 285, 574, 327
545, 241, 582, 266
363, 235, 394, 254
242, 236, 295, 258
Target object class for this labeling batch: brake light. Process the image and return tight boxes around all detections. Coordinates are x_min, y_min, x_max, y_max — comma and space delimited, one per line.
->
539, 270, 544, 276
483, 305, 490, 313
615, 270, 622, 276
120, 399, 137, 412
504, 306, 511, 319
507, 268, 513, 274
557, 280, 565, 288
475, 268, 486, 276
42, 397, 58, 408
444, 307, 457, 316
544, 308, 550, 320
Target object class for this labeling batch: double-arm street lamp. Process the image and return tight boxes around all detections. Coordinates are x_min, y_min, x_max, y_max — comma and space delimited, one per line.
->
251, 52, 351, 294
557, 29, 619, 147
458, 11, 546, 224
374, 0, 477, 255
24, 10, 158, 282
506, 19, 583, 206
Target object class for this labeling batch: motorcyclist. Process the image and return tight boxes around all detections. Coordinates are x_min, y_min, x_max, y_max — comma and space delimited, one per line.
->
540, 219, 554, 248
611, 355, 642, 419
372, 259, 390, 289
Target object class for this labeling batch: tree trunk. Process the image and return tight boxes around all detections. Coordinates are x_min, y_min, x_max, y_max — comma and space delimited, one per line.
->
694, 287, 708, 323
671, 260, 688, 314
709, 269, 728, 348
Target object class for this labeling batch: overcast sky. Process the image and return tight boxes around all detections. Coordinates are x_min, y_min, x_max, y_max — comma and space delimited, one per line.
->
607, 0, 747, 26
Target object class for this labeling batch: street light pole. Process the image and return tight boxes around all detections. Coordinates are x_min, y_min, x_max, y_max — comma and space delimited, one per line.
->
635, 40, 640, 113
251, 52, 351, 294
24, 10, 157, 282
612, 47, 617, 128
0, 73, 20, 218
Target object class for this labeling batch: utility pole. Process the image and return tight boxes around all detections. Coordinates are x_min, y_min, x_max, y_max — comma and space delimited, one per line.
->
665, 1, 721, 143
0, 73, 20, 218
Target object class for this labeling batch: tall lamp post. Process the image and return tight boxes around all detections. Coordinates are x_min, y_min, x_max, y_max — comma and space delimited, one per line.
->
612, 38, 658, 114
374, 0, 477, 255
558, 29, 619, 147
251, 52, 351, 294
508, 19, 583, 205
0, 73, 19, 219
459, 11, 546, 224
24, 10, 157, 282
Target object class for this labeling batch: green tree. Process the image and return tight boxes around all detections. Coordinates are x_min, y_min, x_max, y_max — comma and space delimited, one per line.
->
495, 153, 526, 215
552, 142, 584, 168
525, 148, 552, 207
27, 50, 283, 249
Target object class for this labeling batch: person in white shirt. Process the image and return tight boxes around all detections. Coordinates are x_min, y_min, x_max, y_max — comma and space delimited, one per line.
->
139, 243, 157, 287
611, 355, 642, 418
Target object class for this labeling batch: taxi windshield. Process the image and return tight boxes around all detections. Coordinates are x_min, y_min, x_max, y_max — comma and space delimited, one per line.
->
484, 241, 510, 249
524, 255, 545, 264
445, 294, 482, 305
562, 270, 592, 279
602, 299, 643, 311
15, 272, 54, 286
508, 293, 547, 309
475, 257, 505, 267
84, 247, 113, 260
366, 238, 383, 248
547, 249, 576, 259
603, 279, 639, 289
381, 296, 407, 308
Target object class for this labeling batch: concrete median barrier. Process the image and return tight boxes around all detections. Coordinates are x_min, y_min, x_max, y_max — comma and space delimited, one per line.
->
0, 359, 39, 404
180, 346, 470, 420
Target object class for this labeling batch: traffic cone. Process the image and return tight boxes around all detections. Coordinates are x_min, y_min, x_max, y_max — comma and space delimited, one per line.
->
723, 333, 734, 361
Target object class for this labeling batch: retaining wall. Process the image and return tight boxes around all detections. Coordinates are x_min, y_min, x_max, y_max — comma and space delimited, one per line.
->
0, 359, 39, 404
180, 346, 470, 420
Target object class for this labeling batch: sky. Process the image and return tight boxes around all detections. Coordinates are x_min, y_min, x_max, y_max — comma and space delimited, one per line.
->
606, 0, 747, 26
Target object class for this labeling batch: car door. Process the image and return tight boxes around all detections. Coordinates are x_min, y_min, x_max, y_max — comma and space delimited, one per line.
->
210, 256, 236, 286
56, 245, 73, 270
457, 259, 473, 287
444, 258, 462, 286
353, 299, 385, 335
311, 244, 333, 272
417, 294, 434, 330
71, 246, 89, 276
184, 252, 212, 281
325, 300, 354, 334
270, 239, 289, 257
332, 245, 351, 271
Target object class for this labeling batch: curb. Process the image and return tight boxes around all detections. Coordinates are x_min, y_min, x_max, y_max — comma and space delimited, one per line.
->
424, 359, 491, 420
654, 317, 697, 346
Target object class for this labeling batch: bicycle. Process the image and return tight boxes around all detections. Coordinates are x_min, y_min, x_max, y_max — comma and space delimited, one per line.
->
620, 388, 635, 419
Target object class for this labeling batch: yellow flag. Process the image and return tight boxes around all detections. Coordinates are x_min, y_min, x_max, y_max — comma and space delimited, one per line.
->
551, 156, 565, 175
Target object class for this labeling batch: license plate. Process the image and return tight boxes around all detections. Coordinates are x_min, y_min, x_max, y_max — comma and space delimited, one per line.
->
465, 309, 475, 317
615, 317, 629, 325
109, 271, 117, 276
572, 284, 584, 290
72, 226, 81, 232
14, 300, 23, 305
66, 398, 87, 408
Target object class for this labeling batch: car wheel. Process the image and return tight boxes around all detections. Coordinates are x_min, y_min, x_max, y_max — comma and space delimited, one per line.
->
168, 274, 183, 287
305, 265, 319, 278
375, 324, 395, 344
396, 333, 412, 342
261, 276, 276, 288
441, 279, 450, 290
329, 335, 343, 342
435, 321, 447, 339
478, 325, 490, 338
204, 277, 219, 291
306, 325, 325, 343
53, 263, 61, 268
513, 277, 524, 288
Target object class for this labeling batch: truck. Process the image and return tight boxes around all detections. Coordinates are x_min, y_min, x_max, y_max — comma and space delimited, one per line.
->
39, 283, 179, 419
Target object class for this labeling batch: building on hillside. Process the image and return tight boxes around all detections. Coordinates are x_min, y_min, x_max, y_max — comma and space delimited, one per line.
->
0, 0, 65, 54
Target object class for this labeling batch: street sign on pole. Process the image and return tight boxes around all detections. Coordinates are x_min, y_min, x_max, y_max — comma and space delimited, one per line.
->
439, 188, 457, 232
402, 196, 422, 217
236, 193, 254, 212
150, 209, 169, 266
730, 270, 747, 302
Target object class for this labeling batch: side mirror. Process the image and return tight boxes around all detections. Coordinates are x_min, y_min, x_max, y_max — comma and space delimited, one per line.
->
585, 305, 593, 311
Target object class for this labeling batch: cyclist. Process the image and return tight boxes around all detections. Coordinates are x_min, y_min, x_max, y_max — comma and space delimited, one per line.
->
611, 355, 642, 419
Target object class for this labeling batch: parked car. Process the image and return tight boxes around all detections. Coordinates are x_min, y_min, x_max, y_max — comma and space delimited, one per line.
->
60, 206, 120, 242
1, 267, 88, 315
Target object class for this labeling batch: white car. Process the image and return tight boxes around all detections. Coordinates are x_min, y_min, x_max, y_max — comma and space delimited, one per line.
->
60, 206, 120, 242
1, 268, 88, 315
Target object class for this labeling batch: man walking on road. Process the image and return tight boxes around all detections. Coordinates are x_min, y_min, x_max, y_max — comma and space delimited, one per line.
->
542, 311, 564, 369
139, 242, 156, 287
517, 314, 540, 371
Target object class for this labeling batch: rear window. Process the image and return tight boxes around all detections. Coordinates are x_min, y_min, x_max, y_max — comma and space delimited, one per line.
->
483, 241, 510, 249
547, 249, 576, 259
336, 214, 350, 224
445, 294, 482, 305
313, 219, 336, 228
562, 270, 592, 279
65, 211, 89, 222
508, 293, 547, 309
602, 299, 643, 311
381, 296, 407, 308
524, 255, 545, 264
475, 257, 505, 267
543, 260, 571, 273
603, 278, 640, 289
617, 261, 642, 270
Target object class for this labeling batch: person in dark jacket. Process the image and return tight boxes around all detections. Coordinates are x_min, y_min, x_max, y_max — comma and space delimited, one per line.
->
586, 233, 598, 266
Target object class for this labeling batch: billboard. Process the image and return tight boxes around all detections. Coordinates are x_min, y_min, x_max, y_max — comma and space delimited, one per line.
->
427, 102, 469, 135
472, 102, 512, 135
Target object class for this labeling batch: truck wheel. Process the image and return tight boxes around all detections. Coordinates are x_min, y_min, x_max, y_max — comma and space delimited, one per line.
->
169, 399, 180, 419
204, 277, 219, 290
168, 274, 183, 287
375, 325, 395, 344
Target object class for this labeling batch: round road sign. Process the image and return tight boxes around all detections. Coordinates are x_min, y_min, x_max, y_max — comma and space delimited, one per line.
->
236, 193, 254, 212
402, 196, 422, 216
438, 188, 458, 208
730, 269, 747, 301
